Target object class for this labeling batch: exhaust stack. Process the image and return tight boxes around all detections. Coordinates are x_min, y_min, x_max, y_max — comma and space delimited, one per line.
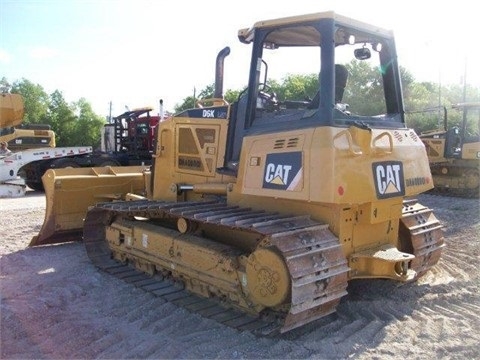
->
214, 46, 231, 99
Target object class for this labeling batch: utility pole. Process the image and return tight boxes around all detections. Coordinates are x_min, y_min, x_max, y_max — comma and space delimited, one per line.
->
462, 58, 467, 126
462, 57, 467, 104
438, 70, 442, 128
108, 101, 113, 123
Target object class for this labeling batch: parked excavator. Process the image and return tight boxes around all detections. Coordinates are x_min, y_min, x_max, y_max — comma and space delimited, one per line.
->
30, 11, 444, 334
420, 102, 480, 197
0, 93, 56, 150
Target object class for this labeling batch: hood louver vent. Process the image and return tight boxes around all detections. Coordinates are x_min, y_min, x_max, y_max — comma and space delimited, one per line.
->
273, 139, 285, 149
287, 137, 299, 148
273, 137, 299, 149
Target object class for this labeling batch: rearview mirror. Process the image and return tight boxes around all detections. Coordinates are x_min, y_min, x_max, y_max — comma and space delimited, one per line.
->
354, 47, 371, 60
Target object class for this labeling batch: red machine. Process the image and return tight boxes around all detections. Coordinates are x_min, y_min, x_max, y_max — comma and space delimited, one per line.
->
103, 107, 160, 159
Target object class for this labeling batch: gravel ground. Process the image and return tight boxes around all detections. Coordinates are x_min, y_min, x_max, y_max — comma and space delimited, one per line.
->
0, 191, 479, 359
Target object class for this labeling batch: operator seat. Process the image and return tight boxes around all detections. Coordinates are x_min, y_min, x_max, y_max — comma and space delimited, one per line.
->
334, 64, 348, 103
307, 64, 349, 109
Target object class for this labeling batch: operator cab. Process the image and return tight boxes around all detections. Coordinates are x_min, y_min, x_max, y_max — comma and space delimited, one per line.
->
224, 11, 404, 171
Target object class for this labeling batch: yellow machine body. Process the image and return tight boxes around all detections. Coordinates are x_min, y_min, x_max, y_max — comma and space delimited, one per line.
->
32, 11, 445, 333
0, 93, 24, 128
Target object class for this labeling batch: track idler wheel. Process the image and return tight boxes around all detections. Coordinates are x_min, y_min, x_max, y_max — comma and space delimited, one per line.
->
246, 248, 290, 307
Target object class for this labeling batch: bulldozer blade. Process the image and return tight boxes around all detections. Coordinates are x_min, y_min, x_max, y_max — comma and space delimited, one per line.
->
30, 166, 147, 247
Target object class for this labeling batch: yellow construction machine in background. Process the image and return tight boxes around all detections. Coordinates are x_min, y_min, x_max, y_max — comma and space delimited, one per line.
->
0, 93, 56, 150
420, 102, 480, 197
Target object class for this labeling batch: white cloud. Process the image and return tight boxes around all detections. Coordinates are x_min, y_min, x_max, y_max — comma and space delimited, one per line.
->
28, 46, 59, 60
0, 49, 12, 63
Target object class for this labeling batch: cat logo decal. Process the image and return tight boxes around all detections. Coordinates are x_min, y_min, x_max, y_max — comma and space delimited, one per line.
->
263, 152, 302, 190
372, 161, 405, 199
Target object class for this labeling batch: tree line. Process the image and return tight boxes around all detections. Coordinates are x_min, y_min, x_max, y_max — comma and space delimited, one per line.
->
2, 61, 479, 148
173, 61, 479, 134
1, 78, 105, 148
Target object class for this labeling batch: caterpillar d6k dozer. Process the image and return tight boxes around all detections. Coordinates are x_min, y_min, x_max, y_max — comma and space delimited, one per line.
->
31, 11, 444, 334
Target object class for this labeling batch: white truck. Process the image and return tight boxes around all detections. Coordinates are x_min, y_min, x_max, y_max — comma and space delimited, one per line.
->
0, 146, 92, 197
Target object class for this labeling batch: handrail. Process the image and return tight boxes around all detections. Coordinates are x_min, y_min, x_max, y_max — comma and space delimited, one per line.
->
333, 129, 362, 156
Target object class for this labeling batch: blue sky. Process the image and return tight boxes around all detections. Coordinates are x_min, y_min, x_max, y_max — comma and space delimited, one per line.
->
1, 0, 478, 118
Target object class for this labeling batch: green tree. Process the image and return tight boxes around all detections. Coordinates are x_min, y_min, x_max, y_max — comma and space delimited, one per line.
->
403, 79, 480, 133
0, 77, 11, 93
174, 96, 196, 113
73, 98, 106, 148
225, 88, 243, 103
174, 84, 244, 113
271, 74, 318, 101
343, 60, 386, 115
403, 80, 443, 133
4, 77, 116, 147
48, 90, 77, 146
10, 78, 50, 124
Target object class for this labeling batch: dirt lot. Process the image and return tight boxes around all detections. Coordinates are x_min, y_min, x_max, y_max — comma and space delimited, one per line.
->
1, 191, 479, 359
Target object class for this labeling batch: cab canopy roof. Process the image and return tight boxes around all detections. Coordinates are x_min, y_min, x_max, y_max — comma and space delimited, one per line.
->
238, 11, 393, 47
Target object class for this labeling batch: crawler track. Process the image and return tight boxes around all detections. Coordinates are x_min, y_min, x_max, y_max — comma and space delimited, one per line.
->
400, 199, 445, 278
83, 200, 350, 335
428, 166, 480, 198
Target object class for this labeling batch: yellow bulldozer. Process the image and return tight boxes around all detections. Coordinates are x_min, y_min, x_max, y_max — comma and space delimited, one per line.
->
420, 102, 480, 197
30, 11, 444, 334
